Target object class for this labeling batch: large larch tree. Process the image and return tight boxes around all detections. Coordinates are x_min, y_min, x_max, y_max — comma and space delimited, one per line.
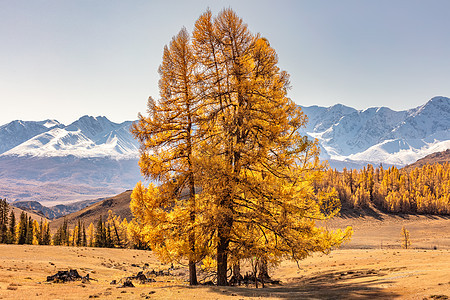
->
131, 8, 352, 286
131, 27, 204, 285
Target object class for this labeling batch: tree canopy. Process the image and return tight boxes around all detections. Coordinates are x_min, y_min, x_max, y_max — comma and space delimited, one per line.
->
131, 8, 352, 286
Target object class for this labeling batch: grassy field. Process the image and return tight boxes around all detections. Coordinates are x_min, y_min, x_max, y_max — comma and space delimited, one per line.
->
0, 213, 449, 299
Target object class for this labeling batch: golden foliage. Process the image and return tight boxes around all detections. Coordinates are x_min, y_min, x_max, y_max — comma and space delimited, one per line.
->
401, 226, 411, 249
131, 8, 352, 285
316, 163, 450, 214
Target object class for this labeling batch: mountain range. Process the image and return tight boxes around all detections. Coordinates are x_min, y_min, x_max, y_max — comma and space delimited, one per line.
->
0, 115, 138, 159
300, 96, 450, 168
0, 96, 449, 204
0, 116, 142, 205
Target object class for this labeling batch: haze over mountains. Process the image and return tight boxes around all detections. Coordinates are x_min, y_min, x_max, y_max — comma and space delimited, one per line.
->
0, 96, 449, 204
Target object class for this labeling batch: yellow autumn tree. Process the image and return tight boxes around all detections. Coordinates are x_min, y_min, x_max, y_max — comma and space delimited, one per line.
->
131, 27, 203, 285
131, 8, 352, 286
401, 226, 411, 249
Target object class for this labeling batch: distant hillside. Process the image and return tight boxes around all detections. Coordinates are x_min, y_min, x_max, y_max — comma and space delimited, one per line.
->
9, 206, 50, 223
403, 149, 450, 170
49, 190, 132, 230
12, 197, 106, 220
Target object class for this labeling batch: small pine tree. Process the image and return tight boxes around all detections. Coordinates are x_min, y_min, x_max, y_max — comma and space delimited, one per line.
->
53, 226, 63, 246
26, 216, 33, 244
95, 216, 106, 247
106, 224, 113, 248
82, 223, 87, 247
62, 218, 69, 246
77, 219, 83, 247
42, 221, 51, 245
401, 226, 411, 249
7, 210, 16, 244
0, 199, 9, 243
17, 212, 28, 245
38, 218, 44, 245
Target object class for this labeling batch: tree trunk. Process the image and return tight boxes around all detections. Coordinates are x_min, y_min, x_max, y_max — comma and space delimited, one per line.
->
189, 260, 198, 285
216, 228, 229, 286
258, 257, 269, 280
232, 262, 241, 278
258, 257, 269, 288
188, 171, 198, 285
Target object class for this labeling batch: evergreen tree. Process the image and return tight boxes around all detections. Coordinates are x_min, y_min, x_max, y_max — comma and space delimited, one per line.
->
62, 218, 69, 246
7, 210, 15, 244
77, 219, 83, 247
53, 227, 62, 246
38, 219, 44, 245
95, 216, 106, 247
0, 199, 9, 243
106, 224, 113, 248
42, 221, 51, 245
82, 223, 87, 247
26, 216, 33, 244
17, 212, 28, 245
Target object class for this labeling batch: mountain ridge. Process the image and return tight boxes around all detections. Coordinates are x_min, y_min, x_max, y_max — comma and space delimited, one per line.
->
301, 96, 450, 168
1, 115, 139, 159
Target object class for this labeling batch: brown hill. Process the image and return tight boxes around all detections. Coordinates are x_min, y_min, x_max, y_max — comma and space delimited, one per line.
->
49, 190, 132, 230
403, 149, 450, 170
10, 206, 50, 223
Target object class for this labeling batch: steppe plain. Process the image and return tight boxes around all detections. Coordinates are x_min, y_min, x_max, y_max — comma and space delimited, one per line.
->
0, 211, 449, 299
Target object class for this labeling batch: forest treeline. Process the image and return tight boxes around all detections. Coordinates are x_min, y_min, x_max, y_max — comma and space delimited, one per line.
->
316, 163, 450, 215
0, 201, 146, 249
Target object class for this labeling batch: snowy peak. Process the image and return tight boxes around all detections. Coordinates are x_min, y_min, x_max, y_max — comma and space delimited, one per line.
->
41, 119, 62, 128
66, 115, 116, 138
391, 96, 450, 140
0, 119, 63, 154
300, 96, 450, 167
1, 116, 139, 159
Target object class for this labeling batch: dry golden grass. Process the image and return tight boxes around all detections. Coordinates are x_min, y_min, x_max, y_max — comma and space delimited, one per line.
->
0, 213, 449, 299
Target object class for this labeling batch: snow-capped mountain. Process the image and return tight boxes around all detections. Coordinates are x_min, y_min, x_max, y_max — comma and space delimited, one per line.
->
1, 116, 139, 159
0, 116, 142, 205
300, 96, 450, 167
0, 119, 63, 154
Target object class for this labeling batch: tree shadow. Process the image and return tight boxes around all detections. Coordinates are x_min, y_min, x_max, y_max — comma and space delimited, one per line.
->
207, 268, 400, 299
338, 204, 384, 221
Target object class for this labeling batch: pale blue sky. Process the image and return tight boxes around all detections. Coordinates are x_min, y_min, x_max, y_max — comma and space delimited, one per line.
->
1, 0, 449, 125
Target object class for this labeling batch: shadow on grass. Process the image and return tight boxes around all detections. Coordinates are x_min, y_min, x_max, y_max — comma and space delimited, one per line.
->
206, 268, 400, 299
339, 204, 385, 221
